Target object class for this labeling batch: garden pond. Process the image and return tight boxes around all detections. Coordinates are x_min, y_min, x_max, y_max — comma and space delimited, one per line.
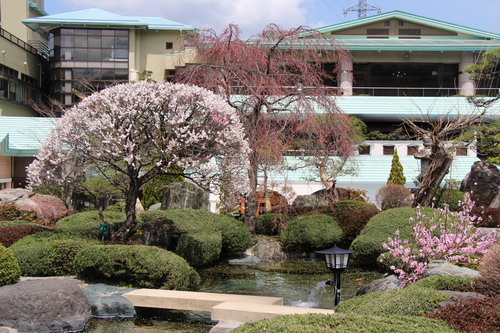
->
88, 259, 383, 332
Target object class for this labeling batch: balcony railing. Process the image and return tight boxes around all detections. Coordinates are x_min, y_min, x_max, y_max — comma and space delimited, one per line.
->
352, 87, 500, 97
0, 28, 38, 56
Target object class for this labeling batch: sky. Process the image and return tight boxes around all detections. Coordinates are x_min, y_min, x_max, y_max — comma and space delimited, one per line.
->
43, 0, 500, 37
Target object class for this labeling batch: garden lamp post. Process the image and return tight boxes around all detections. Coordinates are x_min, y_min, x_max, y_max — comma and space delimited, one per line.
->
316, 245, 354, 306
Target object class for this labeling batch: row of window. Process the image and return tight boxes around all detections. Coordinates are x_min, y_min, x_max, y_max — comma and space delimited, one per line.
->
358, 145, 468, 156
0, 75, 40, 104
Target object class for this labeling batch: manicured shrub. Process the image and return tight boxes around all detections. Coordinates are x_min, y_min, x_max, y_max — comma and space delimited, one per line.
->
279, 214, 342, 254
0, 203, 36, 222
255, 213, 285, 236
335, 209, 379, 246
426, 294, 499, 333
387, 149, 406, 185
350, 207, 434, 268
375, 184, 412, 210
474, 244, 500, 296
139, 209, 252, 266
9, 232, 98, 276
0, 244, 21, 286
331, 199, 377, 216
433, 189, 465, 212
232, 313, 457, 333
176, 232, 222, 267
335, 285, 447, 316
411, 275, 474, 292
74, 245, 200, 290
0, 223, 52, 247
56, 210, 126, 238
271, 206, 329, 218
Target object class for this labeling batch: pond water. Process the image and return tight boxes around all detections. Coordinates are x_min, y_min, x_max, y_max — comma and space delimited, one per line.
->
89, 260, 383, 332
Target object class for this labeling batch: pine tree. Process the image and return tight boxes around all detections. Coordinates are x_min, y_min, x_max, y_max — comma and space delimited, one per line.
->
387, 149, 406, 185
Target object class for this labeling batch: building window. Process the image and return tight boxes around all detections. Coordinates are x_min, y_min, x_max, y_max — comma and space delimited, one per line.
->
164, 69, 176, 81
383, 145, 395, 155
166, 42, 173, 50
456, 147, 468, 156
407, 145, 419, 155
367, 28, 389, 39
358, 145, 371, 155
399, 29, 421, 39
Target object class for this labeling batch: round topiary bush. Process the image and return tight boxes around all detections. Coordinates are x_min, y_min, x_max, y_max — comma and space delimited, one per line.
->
335, 285, 447, 316
0, 244, 21, 286
139, 209, 252, 266
331, 200, 377, 216
232, 313, 456, 333
350, 207, 435, 268
56, 210, 126, 238
375, 184, 413, 210
9, 232, 98, 276
255, 213, 282, 236
279, 214, 342, 254
74, 245, 200, 290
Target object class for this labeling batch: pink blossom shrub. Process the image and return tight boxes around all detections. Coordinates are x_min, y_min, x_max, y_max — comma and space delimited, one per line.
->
380, 193, 497, 286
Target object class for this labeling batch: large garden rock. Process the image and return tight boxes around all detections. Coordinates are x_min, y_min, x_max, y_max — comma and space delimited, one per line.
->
423, 260, 480, 279
292, 195, 328, 207
0, 278, 91, 332
142, 217, 175, 248
161, 182, 210, 210
460, 161, 500, 208
0, 188, 69, 222
436, 291, 486, 308
356, 274, 402, 295
81, 284, 136, 318
251, 237, 288, 261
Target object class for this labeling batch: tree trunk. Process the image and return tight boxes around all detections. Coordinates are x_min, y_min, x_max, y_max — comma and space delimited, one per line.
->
114, 179, 140, 241
413, 148, 453, 207
245, 156, 258, 235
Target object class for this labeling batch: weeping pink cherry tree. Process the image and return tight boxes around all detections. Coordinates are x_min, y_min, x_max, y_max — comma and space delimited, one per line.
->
27, 81, 250, 240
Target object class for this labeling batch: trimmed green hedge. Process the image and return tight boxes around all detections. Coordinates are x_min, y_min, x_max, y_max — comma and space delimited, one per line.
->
350, 207, 435, 268
335, 285, 447, 316
56, 211, 126, 238
279, 214, 342, 254
332, 200, 378, 215
232, 313, 457, 333
139, 209, 252, 266
9, 232, 98, 276
412, 275, 475, 292
74, 245, 200, 290
255, 213, 286, 236
0, 244, 21, 286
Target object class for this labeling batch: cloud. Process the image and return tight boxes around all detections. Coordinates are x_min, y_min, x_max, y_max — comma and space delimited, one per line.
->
61, 0, 310, 37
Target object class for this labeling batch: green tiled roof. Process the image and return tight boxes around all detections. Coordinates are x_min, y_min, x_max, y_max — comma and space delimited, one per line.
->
23, 8, 195, 33
0, 117, 56, 157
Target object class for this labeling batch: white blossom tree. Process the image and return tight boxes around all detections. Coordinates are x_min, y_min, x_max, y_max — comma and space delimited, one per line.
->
28, 81, 250, 240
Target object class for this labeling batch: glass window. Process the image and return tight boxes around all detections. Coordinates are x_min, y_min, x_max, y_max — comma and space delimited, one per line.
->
102, 36, 114, 48
115, 36, 128, 48
383, 146, 395, 155
407, 145, 419, 155
88, 49, 102, 60
61, 35, 73, 47
115, 30, 128, 36
102, 30, 114, 36
74, 35, 88, 48
73, 49, 88, 61
114, 49, 128, 59
101, 48, 113, 61
74, 29, 87, 35
88, 35, 101, 48
358, 145, 371, 155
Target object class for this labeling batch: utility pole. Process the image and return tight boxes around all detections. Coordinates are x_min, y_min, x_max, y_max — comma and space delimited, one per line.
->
344, 0, 381, 19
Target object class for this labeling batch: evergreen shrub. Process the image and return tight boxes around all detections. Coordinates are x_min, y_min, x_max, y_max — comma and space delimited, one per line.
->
0, 244, 21, 286
0, 222, 52, 247
56, 210, 126, 238
0, 203, 36, 222
433, 189, 465, 211
279, 214, 342, 254
411, 275, 474, 292
331, 200, 377, 215
335, 285, 447, 316
9, 232, 98, 276
255, 213, 285, 235
74, 245, 200, 290
139, 209, 252, 266
334, 209, 380, 246
232, 313, 457, 333
350, 207, 435, 268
